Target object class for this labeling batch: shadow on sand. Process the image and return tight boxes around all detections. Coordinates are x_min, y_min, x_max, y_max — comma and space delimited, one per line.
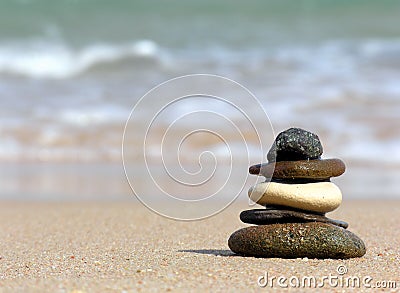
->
178, 249, 236, 257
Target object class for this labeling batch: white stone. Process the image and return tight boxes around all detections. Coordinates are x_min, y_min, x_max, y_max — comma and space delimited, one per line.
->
248, 182, 342, 213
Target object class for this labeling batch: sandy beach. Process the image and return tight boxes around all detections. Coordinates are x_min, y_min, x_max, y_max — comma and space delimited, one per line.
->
0, 200, 398, 292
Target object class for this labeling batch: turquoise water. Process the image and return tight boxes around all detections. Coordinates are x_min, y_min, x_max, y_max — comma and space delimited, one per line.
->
1, 0, 400, 78
0, 0, 400, 198
1, 0, 400, 47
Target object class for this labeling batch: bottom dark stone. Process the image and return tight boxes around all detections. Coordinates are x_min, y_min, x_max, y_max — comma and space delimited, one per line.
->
240, 209, 348, 228
228, 222, 366, 259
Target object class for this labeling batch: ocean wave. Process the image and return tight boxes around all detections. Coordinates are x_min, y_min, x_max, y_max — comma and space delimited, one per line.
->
0, 39, 159, 78
1, 38, 400, 79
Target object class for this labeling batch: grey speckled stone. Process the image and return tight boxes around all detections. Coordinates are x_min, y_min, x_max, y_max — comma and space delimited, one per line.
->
228, 222, 365, 259
240, 209, 348, 228
267, 128, 323, 162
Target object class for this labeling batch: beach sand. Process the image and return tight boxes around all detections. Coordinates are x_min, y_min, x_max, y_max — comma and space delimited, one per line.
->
0, 200, 399, 292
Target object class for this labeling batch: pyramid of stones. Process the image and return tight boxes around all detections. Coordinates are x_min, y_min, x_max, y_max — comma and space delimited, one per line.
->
228, 128, 366, 259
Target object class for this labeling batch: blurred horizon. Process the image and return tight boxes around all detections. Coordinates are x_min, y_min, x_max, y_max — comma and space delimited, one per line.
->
1, 0, 399, 200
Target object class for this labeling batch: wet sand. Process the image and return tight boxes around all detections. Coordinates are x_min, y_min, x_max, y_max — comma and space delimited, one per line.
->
0, 200, 399, 292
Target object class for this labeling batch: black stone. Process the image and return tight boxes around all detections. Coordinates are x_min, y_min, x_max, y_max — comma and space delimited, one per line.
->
264, 204, 325, 215
228, 222, 366, 259
267, 128, 323, 162
240, 208, 348, 228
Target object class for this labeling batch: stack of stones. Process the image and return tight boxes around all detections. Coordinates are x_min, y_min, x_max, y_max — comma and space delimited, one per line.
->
228, 128, 366, 259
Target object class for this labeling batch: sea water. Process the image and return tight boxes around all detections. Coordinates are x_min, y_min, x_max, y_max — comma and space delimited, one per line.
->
0, 0, 399, 199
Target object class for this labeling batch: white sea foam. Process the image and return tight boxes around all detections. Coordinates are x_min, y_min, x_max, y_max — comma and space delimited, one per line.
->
0, 39, 159, 78
0, 38, 400, 80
